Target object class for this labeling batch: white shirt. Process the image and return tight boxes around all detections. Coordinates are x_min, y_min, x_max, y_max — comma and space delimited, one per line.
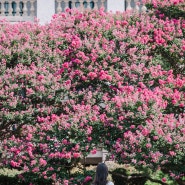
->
107, 181, 114, 185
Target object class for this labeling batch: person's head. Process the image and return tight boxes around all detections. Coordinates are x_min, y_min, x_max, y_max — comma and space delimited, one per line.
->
93, 163, 108, 185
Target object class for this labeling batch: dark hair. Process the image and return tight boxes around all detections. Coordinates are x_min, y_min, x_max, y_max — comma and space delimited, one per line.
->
93, 163, 108, 185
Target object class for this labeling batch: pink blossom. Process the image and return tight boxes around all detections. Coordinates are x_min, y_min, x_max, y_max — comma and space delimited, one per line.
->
10, 160, 19, 168
39, 158, 47, 167
73, 152, 80, 158
162, 178, 167, 183
51, 173, 56, 181
62, 139, 68, 145
91, 149, 97, 155
88, 72, 97, 80
63, 180, 69, 185
146, 143, 152, 148
84, 176, 92, 182
169, 151, 176, 156
65, 152, 71, 159
32, 167, 39, 172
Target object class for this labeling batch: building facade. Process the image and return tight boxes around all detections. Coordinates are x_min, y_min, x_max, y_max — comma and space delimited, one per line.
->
0, 0, 146, 24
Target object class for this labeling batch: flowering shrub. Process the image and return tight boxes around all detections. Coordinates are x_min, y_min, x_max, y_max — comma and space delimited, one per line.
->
144, 0, 185, 19
0, 3, 185, 185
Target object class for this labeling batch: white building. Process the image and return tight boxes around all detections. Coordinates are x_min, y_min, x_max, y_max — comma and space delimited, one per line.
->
0, 0, 146, 24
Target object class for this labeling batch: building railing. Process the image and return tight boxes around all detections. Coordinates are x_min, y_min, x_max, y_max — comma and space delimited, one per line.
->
0, 0, 36, 22
55, 0, 107, 13
0, 0, 147, 23
126, 0, 147, 12
55, 0, 146, 13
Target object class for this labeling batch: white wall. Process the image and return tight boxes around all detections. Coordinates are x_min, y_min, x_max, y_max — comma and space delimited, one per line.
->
37, 0, 126, 25
107, 0, 125, 12
37, 0, 55, 25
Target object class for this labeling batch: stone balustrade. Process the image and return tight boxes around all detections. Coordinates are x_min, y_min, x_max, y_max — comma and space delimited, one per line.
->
0, 0, 36, 22
0, 0, 147, 24
55, 0, 147, 13
125, 0, 147, 12
56, 0, 106, 13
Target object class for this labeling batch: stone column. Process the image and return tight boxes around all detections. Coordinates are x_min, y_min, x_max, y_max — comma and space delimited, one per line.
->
37, 0, 55, 25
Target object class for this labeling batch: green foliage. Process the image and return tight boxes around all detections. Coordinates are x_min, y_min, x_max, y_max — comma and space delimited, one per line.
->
111, 168, 147, 185
0, 175, 20, 185
145, 2, 185, 19
70, 170, 95, 185
20, 172, 53, 185
158, 5, 185, 19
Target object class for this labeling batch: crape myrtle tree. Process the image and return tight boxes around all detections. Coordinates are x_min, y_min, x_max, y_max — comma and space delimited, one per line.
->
0, 4, 185, 185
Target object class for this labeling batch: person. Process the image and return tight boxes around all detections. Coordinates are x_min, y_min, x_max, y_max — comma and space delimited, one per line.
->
92, 163, 114, 185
